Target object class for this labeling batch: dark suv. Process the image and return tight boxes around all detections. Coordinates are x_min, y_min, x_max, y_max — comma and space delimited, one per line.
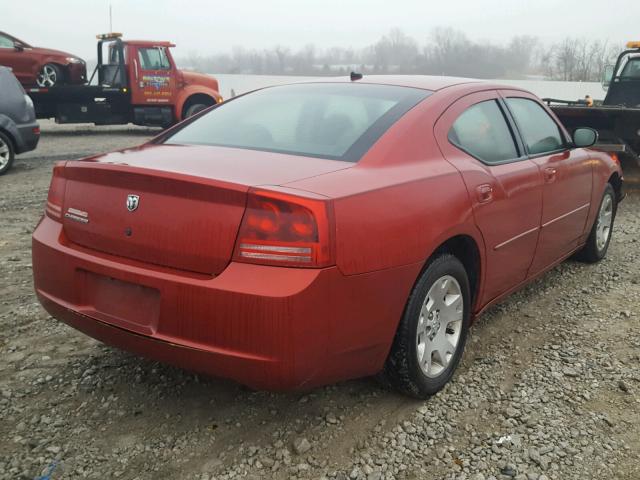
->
0, 66, 40, 175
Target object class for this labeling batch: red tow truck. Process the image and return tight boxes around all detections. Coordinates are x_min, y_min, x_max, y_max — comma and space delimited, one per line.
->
26, 33, 222, 127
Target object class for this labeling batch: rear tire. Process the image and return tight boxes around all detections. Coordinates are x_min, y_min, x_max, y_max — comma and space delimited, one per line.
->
36, 63, 64, 88
0, 131, 15, 176
380, 254, 471, 399
575, 183, 616, 263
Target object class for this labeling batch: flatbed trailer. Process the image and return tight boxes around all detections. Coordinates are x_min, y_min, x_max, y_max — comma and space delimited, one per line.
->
544, 41, 640, 182
27, 84, 173, 126
547, 104, 640, 159
26, 33, 222, 128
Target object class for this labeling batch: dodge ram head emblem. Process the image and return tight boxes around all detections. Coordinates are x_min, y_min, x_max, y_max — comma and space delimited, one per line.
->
126, 194, 140, 212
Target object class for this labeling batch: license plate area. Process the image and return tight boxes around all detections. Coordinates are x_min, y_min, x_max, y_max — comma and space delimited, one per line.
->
76, 270, 160, 335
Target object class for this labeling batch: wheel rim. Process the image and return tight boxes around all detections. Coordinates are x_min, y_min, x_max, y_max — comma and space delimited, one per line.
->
36, 65, 58, 87
416, 275, 464, 378
0, 137, 10, 169
595, 192, 614, 251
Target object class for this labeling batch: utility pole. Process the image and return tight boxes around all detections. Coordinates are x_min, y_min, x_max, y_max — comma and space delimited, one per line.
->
109, 4, 113, 32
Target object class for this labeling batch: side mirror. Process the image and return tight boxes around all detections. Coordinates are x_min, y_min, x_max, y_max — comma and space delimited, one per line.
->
602, 64, 614, 89
573, 128, 598, 148
13, 42, 24, 52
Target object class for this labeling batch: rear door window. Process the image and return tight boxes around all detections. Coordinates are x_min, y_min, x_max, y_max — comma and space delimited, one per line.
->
448, 100, 519, 164
505, 98, 565, 155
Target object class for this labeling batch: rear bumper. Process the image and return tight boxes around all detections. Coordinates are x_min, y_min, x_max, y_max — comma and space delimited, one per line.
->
32, 216, 419, 390
15, 121, 40, 154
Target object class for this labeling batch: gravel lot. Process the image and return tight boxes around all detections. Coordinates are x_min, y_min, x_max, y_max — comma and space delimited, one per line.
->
1, 121, 639, 480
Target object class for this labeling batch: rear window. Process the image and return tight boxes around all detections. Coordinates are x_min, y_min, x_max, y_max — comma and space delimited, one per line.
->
449, 100, 519, 164
164, 83, 430, 162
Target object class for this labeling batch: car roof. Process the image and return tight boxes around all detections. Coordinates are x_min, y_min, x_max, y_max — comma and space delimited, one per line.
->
302, 75, 524, 93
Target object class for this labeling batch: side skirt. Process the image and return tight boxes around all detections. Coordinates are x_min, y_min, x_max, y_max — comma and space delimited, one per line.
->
471, 243, 586, 321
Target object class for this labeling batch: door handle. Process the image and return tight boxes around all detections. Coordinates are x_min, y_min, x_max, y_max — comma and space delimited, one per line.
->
476, 184, 493, 203
544, 167, 557, 183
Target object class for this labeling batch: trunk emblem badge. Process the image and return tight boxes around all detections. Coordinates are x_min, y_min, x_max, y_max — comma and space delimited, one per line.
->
126, 194, 140, 212
64, 207, 89, 224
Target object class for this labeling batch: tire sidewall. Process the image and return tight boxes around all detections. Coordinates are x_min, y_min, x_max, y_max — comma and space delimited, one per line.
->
404, 255, 471, 395
0, 131, 15, 176
592, 184, 616, 259
185, 103, 209, 119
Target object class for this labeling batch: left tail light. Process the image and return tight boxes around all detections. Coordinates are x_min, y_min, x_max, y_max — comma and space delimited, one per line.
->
233, 188, 335, 268
45, 162, 67, 221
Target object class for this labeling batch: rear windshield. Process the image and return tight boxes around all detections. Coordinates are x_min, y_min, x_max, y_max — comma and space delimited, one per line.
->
164, 83, 430, 162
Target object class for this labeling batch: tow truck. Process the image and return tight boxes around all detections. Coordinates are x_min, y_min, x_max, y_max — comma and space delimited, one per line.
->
544, 41, 640, 181
26, 33, 222, 127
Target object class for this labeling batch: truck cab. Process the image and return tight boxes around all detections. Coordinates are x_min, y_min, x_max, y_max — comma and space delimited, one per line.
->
602, 42, 640, 108
28, 33, 222, 127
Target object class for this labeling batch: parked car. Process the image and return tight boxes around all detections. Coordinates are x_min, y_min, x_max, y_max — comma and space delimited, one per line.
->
0, 66, 40, 175
0, 31, 86, 87
32, 77, 623, 398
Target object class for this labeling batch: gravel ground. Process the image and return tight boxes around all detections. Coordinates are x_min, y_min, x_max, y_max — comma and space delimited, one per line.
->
1, 120, 639, 480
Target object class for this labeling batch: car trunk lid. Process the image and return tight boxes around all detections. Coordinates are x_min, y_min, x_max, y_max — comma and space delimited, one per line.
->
60, 144, 350, 275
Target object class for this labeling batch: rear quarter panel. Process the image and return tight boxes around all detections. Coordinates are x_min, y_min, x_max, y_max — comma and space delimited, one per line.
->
286, 90, 485, 277
285, 92, 485, 365
581, 149, 624, 243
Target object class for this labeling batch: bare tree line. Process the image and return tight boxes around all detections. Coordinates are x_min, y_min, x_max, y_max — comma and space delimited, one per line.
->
177, 28, 622, 81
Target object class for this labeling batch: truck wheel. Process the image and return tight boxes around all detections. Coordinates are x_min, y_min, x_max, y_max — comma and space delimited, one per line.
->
379, 254, 471, 399
184, 103, 210, 119
36, 64, 63, 88
0, 131, 15, 176
575, 183, 617, 263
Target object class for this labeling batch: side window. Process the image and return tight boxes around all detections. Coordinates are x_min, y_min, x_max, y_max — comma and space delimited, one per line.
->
621, 58, 640, 79
0, 35, 14, 49
505, 98, 564, 155
449, 100, 519, 164
138, 47, 171, 70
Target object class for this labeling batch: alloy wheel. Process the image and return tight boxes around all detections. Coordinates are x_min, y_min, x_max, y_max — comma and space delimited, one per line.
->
36, 65, 58, 88
0, 137, 10, 170
595, 192, 614, 251
416, 275, 464, 378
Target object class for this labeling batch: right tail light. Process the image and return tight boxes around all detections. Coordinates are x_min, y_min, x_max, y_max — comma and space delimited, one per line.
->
234, 188, 335, 268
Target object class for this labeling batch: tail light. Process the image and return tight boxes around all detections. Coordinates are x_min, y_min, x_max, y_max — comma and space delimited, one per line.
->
234, 188, 334, 268
45, 162, 67, 221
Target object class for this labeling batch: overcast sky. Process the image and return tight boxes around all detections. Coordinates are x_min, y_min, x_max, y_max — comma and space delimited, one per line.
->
4, 0, 639, 59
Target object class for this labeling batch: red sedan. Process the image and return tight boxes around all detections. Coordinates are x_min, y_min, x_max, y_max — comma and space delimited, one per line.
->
0, 31, 86, 87
32, 77, 623, 398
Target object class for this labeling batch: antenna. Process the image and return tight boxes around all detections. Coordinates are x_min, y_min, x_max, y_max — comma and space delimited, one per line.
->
109, 4, 113, 32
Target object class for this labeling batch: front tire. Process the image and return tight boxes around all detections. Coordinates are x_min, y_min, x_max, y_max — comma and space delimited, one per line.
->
36, 63, 63, 88
0, 131, 15, 176
184, 103, 210, 119
381, 254, 471, 398
576, 183, 616, 263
